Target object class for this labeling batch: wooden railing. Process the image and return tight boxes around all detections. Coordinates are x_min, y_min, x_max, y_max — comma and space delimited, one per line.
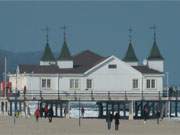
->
1, 90, 178, 101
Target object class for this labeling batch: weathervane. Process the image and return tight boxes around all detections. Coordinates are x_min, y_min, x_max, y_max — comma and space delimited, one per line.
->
128, 27, 133, 43
61, 25, 67, 42
150, 24, 157, 42
42, 26, 50, 44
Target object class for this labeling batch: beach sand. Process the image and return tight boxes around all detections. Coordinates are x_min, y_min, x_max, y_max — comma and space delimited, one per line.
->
0, 116, 180, 135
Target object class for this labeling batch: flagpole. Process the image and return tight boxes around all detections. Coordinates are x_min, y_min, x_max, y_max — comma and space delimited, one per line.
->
5, 56, 7, 97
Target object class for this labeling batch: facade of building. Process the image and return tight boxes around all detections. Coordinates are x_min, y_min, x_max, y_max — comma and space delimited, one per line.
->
8, 34, 164, 95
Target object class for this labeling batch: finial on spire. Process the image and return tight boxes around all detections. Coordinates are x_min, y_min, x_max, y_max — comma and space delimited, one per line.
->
61, 25, 67, 42
42, 26, 50, 44
150, 24, 157, 42
128, 27, 133, 43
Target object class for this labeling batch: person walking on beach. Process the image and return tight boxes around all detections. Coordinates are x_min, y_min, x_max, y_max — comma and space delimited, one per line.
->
48, 106, 53, 123
156, 108, 161, 124
81, 106, 85, 118
64, 106, 68, 118
44, 104, 48, 118
106, 111, 113, 130
114, 112, 120, 131
143, 105, 148, 124
34, 107, 40, 122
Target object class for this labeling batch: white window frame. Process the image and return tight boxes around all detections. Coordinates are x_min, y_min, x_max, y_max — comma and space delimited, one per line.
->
151, 79, 156, 89
42, 79, 46, 88
69, 79, 80, 90
146, 79, 156, 89
41, 78, 51, 90
108, 64, 117, 69
86, 79, 93, 89
132, 79, 139, 89
146, 79, 151, 89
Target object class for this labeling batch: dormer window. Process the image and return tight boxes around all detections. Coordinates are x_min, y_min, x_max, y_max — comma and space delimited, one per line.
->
108, 64, 117, 69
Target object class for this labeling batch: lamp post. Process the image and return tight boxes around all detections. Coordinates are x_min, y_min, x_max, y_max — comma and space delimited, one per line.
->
166, 72, 169, 97
165, 72, 170, 118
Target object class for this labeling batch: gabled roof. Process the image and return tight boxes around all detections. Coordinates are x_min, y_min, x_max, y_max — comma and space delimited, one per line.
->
41, 43, 55, 61
123, 42, 138, 62
147, 41, 164, 60
132, 65, 163, 74
58, 41, 72, 60
18, 50, 163, 75
19, 50, 106, 74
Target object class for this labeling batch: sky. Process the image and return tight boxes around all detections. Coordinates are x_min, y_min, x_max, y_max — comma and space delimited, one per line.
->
0, 1, 179, 85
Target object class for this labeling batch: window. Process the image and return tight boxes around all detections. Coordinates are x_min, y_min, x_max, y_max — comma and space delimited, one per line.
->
133, 79, 138, 89
70, 79, 74, 89
146, 80, 151, 89
41, 79, 51, 89
108, 64, 117, 69
87, 79, 92, 89
42, 79, 46, 88
70, 79, 80, 89
75, 79, 79, 89
47, 79, 51, 88
146, 79, 156, 89
151, 79, 156, 88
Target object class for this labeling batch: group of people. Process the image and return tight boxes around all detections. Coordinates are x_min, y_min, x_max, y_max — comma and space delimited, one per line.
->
106, 112, 120, 131
34, 104, 54, 123
143, 105, 162, 124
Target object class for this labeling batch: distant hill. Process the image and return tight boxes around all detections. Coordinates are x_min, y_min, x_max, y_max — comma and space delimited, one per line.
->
0, 49, 57, 80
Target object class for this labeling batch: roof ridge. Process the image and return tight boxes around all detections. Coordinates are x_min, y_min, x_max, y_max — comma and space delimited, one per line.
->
73, 49, 105, 58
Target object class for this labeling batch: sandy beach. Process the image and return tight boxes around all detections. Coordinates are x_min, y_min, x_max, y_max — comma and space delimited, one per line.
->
0, 116, 180, 135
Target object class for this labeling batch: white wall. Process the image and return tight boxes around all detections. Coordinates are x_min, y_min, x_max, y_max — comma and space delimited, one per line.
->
125, 61, 139, 66
57, 60, 73, 68
9, 74, 27, 91
80, 57, 142, 92
40, 61, 56, 66
143, 75, 163, 92
147, 60, 164, 72
9, 56, 163, 94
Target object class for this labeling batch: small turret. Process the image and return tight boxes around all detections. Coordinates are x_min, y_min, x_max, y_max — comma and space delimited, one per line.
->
40, 27, 56, 66
123, 27, 139, 66
147, 25, 164, 72
57, 26, 73, 69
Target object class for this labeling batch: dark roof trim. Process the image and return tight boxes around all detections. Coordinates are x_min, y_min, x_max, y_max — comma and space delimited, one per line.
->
132, 66, 163, 74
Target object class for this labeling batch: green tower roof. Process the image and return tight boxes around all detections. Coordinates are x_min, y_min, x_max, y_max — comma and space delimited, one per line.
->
41, 43, 55, 61
147, 41, 164, 60
58, 40, 72, 60
123, 42, 138, 62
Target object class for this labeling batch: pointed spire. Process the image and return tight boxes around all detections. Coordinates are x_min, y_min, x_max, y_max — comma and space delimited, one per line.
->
41, 26, 55, 61
58, 26, 72, 60
148, 25, 164, 60
147, 41, 164, 60
123, 42, 138, 62
41, 43, 55, 61
123, 27, 138, 62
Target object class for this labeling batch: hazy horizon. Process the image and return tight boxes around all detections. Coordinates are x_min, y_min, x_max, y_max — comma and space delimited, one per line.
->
0, 1, 179, 85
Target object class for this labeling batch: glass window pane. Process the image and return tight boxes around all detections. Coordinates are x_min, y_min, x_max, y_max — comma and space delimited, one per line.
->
133, 79, 138, 89
75, 79, 79, 88
151, 79, 155, 88
87, 79, 92, 89
108, 64, 117, 69
147, 79, 150, 88
47, 79, 51, 88
42, 79, 46, 88
70, 79, 74, 89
